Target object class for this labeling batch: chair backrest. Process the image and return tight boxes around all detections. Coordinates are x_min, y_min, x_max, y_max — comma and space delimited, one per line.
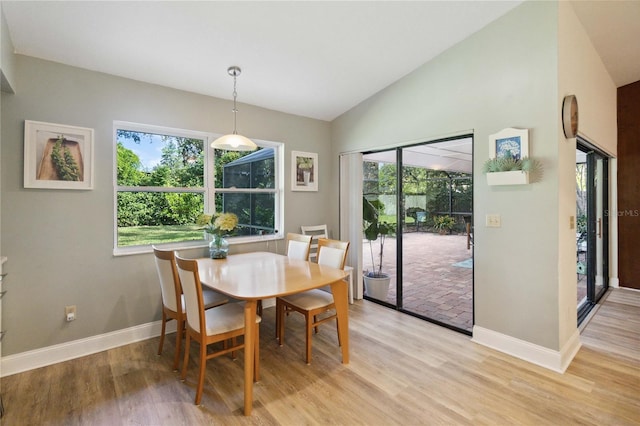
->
317, 238, 350, 270
152, 246, 182, 313
286, 233, 313, 260
300, 224, 329, 262
174, 255, 205, 334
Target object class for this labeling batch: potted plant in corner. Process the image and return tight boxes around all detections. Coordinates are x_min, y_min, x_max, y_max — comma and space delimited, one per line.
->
363, 197, 395, 299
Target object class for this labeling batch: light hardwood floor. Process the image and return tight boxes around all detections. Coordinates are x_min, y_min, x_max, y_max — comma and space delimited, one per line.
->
2, 288, 639, 425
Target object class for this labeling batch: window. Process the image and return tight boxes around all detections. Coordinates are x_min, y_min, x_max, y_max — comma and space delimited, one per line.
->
114, 121, 283, 254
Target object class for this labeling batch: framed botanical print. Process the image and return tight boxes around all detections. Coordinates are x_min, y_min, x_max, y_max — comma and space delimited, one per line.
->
291, 150, 318, 191
24, 120, 94, 190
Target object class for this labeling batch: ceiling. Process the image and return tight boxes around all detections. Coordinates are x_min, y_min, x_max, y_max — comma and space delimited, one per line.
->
2, 1, 639, 122
364, 138, 473, 174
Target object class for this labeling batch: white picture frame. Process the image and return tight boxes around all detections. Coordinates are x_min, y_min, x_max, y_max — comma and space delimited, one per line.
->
489, 127, 529, 160
291, 150, 318, 192
24, 120, 94, 190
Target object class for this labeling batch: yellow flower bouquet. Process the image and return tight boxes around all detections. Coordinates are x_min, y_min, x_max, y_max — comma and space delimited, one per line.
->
204, 212, 238, 259
206, 212, 238, 236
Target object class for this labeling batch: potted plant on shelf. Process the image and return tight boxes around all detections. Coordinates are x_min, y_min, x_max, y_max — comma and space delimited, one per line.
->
432, 215, 457, 235
482, 156, 541, 186
363, 197, 395, 299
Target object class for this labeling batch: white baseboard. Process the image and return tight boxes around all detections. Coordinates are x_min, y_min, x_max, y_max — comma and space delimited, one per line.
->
472, 326, 581, 373
1, 320, 176, 378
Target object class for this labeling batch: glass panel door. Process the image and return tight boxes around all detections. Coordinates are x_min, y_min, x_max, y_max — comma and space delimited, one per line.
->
362, 150, 397, 306
576, 142, 609, 324
362, 136, 473, 334
400, 141, 473, 333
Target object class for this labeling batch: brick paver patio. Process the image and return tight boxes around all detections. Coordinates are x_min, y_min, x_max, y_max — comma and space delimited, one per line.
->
362, 231, 473, 332
362, 231, 588, 333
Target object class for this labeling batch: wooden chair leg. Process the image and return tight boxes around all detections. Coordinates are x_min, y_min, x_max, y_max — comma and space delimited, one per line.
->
305, 312, 313, 365
173, 318, 183, 371
278, 303, 286, 346
336, 318, 341, 347
231, 337, 238, 359
254, 325, 260, 382
180, 334, 191, 381
275, 299, 280, 339
313, 314, 319, 334
157, 311, 167, 355
195, 341, 207, 405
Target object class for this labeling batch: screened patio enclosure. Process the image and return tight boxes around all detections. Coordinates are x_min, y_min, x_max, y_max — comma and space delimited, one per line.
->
362, 137, 474, 333
222, 147, 276, 236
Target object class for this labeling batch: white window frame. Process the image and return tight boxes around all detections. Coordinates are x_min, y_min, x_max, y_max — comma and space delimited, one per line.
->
113, 121, 284, 256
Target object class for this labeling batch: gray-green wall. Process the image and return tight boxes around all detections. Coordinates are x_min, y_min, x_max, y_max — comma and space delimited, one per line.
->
1, 0, 618, 361
332, 1, 615, 352
0, 55, 335, 355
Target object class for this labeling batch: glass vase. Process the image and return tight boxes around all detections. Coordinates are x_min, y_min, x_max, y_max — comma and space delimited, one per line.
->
209, 234, 229, 259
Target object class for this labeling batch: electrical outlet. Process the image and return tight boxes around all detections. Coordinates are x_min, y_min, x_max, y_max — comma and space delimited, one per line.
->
485, 214, 501, 228
65, 305, 76, 322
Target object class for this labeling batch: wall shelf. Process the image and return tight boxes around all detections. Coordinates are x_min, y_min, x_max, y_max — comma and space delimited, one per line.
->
486, 170, 529, 186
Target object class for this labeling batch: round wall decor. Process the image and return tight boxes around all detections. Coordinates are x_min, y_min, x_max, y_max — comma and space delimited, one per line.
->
562, 95, 579, 138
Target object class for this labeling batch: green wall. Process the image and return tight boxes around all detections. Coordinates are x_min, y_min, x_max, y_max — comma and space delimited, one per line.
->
0, 55, 334, 356
332, 0, 617, 355
333, 1, 562, 350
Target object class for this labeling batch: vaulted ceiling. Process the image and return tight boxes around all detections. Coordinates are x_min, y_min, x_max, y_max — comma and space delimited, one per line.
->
2, 1, 638, 121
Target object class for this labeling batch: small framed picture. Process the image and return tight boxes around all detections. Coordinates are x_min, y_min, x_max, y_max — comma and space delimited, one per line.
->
291, 150, 318, 191
24, 120, 94, 190
489, 127, 529, 160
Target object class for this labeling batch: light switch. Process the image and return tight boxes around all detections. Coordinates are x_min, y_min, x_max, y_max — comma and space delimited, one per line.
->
569, 215, 575, 230
486, 214, 501, 228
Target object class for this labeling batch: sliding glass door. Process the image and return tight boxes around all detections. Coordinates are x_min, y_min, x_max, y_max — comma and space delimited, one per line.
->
362, 136, 473, 334
576, 141, 609, 323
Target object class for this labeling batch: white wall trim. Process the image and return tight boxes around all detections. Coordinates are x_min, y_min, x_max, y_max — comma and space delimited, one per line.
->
1, 320, 175, 377
472, 326, 582, 373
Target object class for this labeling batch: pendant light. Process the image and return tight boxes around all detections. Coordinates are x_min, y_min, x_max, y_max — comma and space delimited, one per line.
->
211, 66, 257, 151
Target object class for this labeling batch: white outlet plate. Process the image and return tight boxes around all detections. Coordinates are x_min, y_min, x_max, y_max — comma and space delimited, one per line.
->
486, 214, 501, 228
65, 305, 76, 321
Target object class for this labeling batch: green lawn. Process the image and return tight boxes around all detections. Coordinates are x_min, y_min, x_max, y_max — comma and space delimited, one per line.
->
118, 225, 205, 247
378, 214, 398, 224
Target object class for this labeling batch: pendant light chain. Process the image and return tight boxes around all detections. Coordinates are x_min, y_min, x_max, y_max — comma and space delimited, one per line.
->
210, 65, 257, 151
232, 72, 238, 135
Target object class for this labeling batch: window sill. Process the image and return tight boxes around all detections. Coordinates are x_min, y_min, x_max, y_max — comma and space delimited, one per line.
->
113, 233, 284, 257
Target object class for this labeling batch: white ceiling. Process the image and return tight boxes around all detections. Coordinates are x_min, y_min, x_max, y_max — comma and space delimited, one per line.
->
2, 1, 639, 122
364, 137, 473, 174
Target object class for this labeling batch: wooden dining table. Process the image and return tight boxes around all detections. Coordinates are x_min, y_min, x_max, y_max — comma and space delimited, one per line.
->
196, 251, 350, 416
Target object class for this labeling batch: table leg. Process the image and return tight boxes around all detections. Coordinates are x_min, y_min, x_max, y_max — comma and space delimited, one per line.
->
330, 279, 350, 364
243, 300, 257, 416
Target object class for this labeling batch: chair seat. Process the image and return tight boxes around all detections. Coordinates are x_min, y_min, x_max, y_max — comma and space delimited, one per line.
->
203, 289, 229, 309
180, 290, 227, 312
280, 289, 334, 310
204, 303, 261, 337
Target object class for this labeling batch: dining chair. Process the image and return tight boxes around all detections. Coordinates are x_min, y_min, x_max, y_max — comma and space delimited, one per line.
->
175, 254, 261, 405
301, 225, 354, 303
276, 238, 349, 364
286, 232, 313, 261
152, 247, 228, 371
300, 224, 328, 262
274, 233, 313, 336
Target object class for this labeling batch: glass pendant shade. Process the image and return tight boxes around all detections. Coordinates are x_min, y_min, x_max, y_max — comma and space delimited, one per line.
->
211, 133, 257, 151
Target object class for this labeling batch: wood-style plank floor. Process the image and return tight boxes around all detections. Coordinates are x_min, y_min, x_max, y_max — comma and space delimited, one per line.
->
2, 288, 639, 425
